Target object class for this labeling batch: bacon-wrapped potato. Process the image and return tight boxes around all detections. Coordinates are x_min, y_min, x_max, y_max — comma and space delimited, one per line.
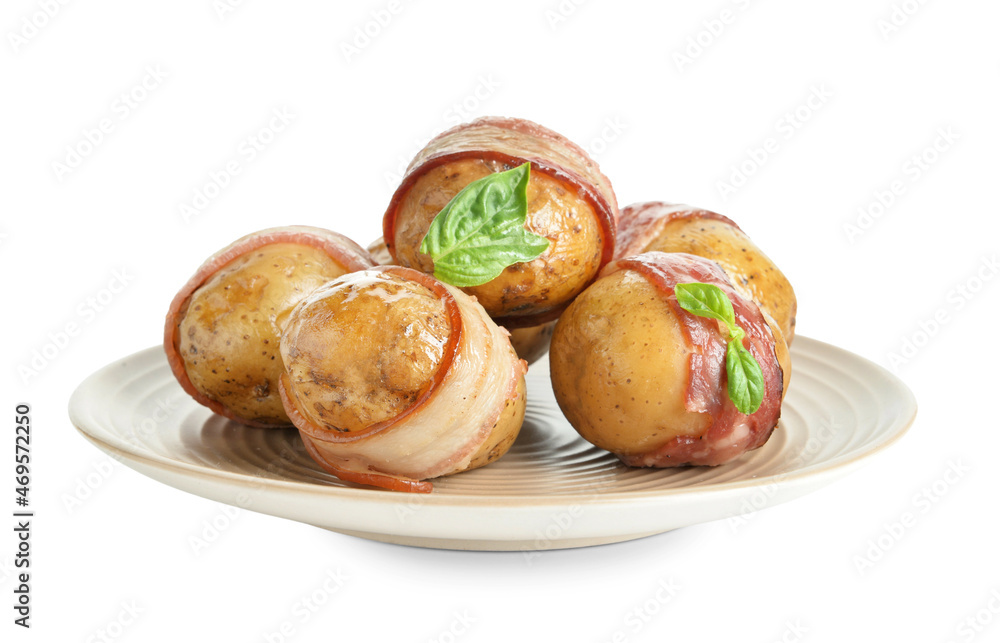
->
367, 234, 555, 365
616, 202, 797, 344
383, 116, 619, 329
164, 226, 375, 427
278, 266, 527, 493
550, 252, 789, 467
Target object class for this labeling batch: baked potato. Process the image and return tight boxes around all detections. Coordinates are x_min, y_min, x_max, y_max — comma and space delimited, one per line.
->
616, 202, 796, 344
279, 265, 527, 492
164, 226, 374, 427
383, 116, 619, 328
550, 251, 789, 466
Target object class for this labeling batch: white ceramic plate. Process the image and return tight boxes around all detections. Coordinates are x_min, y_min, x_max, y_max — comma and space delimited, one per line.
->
69, 337, 916, 551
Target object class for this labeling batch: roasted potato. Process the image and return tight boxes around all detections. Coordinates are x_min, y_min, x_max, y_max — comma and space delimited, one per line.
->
550, 252, 789, 467
164, 226, 374, 427
383, 117, 619, 328
279, 266, 526, 492
617, 202, 797, 343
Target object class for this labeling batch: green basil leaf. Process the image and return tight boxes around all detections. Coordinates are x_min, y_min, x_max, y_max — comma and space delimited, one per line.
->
418, 162, 550, 288
726, 340, 765, 415
675, 282, 737, 329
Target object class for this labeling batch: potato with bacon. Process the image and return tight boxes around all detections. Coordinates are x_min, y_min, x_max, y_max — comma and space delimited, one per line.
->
279, 266, 526, 492
383, 116, 619, 328
616, 202, 796, 343
164, 226, 374, 427
550, 251, 789, 467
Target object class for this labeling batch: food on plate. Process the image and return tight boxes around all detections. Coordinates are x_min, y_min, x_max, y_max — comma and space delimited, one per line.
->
382, 116, 619, 328
365, 236, 394, 266
549, 251, 789, 467
278, 265, 527, 492
164, 226, 375, 427
615, 202, 797, 343
507, 322, 556, 365
367, 232, 556, 365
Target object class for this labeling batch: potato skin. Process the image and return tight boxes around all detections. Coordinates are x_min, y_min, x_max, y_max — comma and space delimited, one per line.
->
392, 158, 604, 322
550, 269, 711, 456
177, 243, 349, 426
506, 322, 555, 365
764, 312, 792, 400
460, 374, 526, 473
641, 215, 796, 343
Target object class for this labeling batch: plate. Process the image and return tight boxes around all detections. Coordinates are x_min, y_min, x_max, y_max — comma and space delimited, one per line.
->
69, 337, 916, 551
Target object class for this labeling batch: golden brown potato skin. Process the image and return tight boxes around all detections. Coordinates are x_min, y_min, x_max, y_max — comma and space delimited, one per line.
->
506, 322, 555, 365
279, 273, 451, 432
460, 375, 527, 473
765, 312, 792, 400
550, 269, 712, 456
392, 158, 604, 323
618, 203, 796, 344
177, 243, 348, 426
645, 216, 795, 343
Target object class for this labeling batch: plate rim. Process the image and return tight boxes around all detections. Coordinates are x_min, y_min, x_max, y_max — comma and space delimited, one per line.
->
69, 335, 918, 509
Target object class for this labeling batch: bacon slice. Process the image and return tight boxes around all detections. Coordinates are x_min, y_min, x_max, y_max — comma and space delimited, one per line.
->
615, 202, 739, 261
603, 252, 784, 467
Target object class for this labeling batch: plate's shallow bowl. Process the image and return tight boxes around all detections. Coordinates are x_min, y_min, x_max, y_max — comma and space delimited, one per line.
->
69, 337, 915, 551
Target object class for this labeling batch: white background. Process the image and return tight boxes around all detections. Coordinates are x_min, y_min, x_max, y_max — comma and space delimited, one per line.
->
2, 0, 998, 640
